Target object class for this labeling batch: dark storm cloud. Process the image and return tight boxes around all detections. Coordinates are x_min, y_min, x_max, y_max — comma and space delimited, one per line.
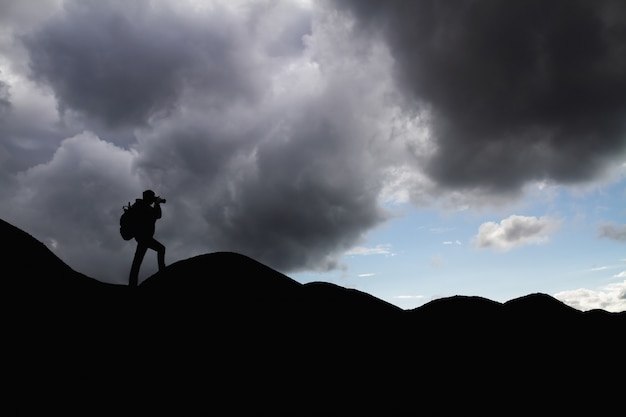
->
0, 79, 10, 116
132, 65, 392, 272
9, 0, 624, 284
201, 109, 388, 271
246, 0, 312, 57
335, 0, 626, 192
22, 0, 262, 128
0, 79, 11, 184
1, 0, 396, 280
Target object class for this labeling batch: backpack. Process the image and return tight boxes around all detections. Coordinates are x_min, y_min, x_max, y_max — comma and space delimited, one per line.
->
119, 202, 137, 241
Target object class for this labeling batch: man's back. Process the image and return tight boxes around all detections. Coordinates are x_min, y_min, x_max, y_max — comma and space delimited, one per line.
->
133, 199, 161, 240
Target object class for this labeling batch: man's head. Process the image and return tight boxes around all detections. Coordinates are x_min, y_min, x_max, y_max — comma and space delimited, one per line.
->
142, 189, 156, 203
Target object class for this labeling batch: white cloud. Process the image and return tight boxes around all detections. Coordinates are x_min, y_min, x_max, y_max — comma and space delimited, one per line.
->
358, 273, 375, 277
590, 266, 609, 272
554, 280, 626, 312
346, 244, 393, 256
442, 240, 462, 245
473, 215, 559, 251
613, 271, 626, 278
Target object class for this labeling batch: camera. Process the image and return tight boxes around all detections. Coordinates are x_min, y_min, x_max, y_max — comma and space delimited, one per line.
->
155, 196, 167, 204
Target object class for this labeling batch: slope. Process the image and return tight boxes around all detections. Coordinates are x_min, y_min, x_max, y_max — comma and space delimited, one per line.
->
3, 217, 624, 415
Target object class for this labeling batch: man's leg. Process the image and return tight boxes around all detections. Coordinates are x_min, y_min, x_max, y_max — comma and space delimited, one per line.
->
129, 242, 148, 287
146, 238, 166, 272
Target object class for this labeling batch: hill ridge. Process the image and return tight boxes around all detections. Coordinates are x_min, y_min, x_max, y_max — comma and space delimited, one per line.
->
4, 217, 623, 318
4, 217, 624, 414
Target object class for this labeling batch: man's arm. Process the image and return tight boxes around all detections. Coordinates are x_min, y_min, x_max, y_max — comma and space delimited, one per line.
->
153, 202, 162, 219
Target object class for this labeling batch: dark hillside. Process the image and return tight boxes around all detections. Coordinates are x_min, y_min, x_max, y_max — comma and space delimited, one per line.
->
3, 218, 623, 415
3, 218, 106, 292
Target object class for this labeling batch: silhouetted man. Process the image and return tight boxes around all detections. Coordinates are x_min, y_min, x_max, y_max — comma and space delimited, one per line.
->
129, 189, 166, 287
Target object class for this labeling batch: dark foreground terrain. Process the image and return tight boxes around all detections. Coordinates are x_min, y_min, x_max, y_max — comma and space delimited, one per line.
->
4, 218, 623, 414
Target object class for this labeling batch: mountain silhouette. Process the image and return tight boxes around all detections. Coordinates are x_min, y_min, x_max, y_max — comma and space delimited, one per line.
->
4, 218, 623, 415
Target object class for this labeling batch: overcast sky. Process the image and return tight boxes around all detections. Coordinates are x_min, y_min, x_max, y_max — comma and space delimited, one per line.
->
1, 0, 624, 311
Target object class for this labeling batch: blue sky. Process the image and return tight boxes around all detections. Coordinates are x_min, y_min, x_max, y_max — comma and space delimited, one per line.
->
294, 175, 626, 311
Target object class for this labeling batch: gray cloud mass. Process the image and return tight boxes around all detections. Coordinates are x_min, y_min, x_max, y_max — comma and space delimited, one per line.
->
22, 0, 265, 128
0, 0, 625, 283
336, 0, 626, 191
598, 223, 626, 242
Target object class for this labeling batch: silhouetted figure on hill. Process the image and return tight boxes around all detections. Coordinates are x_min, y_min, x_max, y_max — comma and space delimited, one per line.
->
129, 189, 166, 287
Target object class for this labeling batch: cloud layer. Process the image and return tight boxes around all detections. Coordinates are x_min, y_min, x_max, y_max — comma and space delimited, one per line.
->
336, 0, 626, 191
555, 280, 626, 312
0, 0, 625, 284
2, 0, 400, 281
